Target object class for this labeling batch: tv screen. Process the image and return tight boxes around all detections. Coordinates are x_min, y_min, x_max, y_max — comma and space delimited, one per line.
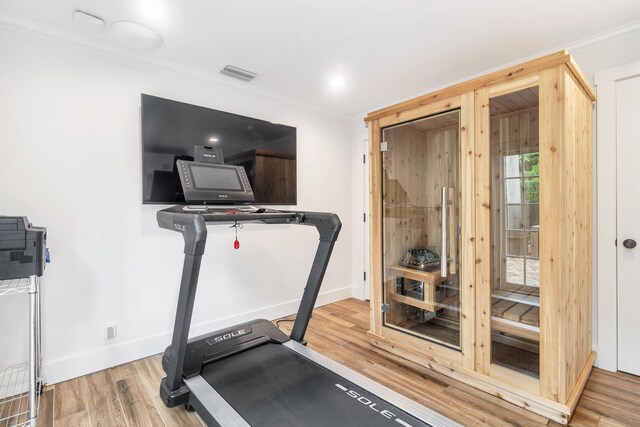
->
141, 94, 297, 205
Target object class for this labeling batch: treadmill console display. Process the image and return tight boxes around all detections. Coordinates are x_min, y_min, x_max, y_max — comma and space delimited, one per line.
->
176, 160, 255, 203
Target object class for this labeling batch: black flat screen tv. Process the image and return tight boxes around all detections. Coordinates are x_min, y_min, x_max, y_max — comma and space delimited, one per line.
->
141, 94, 297, 205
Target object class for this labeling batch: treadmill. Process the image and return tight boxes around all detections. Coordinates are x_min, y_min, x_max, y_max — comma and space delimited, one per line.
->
158, 160, 457, 427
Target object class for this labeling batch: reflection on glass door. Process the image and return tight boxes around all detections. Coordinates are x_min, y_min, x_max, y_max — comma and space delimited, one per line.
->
489, 86, 540, 378
381, 110, 461, 350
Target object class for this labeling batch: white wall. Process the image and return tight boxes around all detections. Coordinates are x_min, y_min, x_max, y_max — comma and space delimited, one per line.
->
0, 27, 355, 383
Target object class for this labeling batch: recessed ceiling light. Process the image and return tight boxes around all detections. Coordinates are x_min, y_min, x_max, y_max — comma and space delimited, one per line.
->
329, 74, 346, 89
110, 21, 163, 50
72, 10, 105, 33
208, 137, 219, 143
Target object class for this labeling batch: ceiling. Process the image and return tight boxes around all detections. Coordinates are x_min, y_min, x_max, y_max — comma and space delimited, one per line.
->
1, 0, 640, 117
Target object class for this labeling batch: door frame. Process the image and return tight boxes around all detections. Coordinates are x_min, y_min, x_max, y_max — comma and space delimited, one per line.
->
594, 60, 640, 371
363, 135, 370, 300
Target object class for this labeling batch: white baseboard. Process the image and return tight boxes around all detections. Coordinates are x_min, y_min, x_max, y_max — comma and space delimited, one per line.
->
42, 285, 353, 385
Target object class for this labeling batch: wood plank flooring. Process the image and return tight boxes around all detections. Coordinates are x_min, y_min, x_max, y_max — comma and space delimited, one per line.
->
28, 298, 640, 426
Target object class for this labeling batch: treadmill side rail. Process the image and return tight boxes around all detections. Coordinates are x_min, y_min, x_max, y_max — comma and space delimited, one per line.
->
185, 375, 251, 427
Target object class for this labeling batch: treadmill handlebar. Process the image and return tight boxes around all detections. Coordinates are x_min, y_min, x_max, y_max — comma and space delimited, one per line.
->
157, 207, 342, 256
157, 212, 208, 256
301, 212, 341, 242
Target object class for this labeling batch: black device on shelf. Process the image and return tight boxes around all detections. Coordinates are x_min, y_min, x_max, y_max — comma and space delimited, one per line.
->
0, 217, 47, 280
176, 160, 255, 204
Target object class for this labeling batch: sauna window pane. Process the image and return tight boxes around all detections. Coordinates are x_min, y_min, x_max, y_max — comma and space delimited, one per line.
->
506, 231, 525, 256
380, 109, 462, 351
523, 153, 539, 176
525, 262, 539, 286
504, 154, 520, 178
527, 231, 539, 258
506, 205, 524, 230
506, 257, 526, 285
490, 86, 540, 378
505, 179, 522, 204
525, 204, 539, 230
523, 178, 539, 203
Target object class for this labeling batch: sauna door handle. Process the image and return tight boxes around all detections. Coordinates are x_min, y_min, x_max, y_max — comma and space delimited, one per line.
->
441, 187, 448, 278
623, 239, 637, 249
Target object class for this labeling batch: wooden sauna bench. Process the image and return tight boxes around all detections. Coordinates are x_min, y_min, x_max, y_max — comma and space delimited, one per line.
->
491, 286, 540, 342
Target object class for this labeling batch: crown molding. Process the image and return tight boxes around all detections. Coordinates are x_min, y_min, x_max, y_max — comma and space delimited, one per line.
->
0, 10, 352, 122
566, 18, 640, 52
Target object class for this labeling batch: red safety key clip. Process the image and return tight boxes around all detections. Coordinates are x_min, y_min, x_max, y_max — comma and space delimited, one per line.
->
231, 221, 242, 250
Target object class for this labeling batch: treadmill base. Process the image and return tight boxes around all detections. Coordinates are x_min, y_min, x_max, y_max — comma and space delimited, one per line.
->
185, 338, 458, 427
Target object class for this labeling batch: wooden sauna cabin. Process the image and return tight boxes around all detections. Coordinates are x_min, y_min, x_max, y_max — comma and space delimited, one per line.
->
366, 50, 595, 424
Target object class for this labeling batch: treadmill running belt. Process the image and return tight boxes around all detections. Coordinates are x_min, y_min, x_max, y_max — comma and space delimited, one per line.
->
200, 343, 432, 427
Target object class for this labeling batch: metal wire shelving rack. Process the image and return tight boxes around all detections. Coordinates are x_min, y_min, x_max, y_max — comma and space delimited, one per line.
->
0, 276, 42, 427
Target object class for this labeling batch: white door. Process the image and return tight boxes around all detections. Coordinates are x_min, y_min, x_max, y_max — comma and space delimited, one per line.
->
617, 75, 640, 376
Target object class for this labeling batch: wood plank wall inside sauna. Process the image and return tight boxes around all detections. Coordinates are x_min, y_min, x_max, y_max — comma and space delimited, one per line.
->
382, 123, 459, 283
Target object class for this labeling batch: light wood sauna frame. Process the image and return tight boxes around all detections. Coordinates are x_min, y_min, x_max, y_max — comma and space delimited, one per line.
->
366, 51, 595, 424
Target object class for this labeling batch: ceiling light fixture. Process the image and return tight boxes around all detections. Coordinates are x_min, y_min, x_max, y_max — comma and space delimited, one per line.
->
208, 137, 219, 143
110, 21, 163, 50
329, 74, 346, 89
72, 10, 105, 33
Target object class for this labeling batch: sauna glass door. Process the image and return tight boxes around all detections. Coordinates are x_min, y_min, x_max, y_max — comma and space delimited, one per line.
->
381, 110, 461, 350
489, 86, 540, 377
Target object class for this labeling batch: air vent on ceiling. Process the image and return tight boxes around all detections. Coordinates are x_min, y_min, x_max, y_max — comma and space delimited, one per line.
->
220, 65, 257, 82
72, 10, 105, 33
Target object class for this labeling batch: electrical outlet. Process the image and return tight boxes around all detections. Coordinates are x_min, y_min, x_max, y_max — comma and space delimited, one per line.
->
105, 325, 117, 343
